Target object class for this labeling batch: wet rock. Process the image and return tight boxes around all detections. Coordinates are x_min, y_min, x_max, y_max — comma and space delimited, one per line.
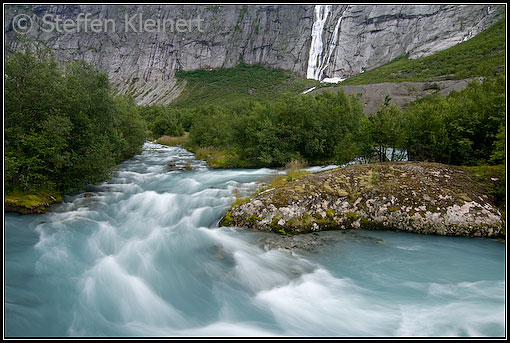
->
167, 162, 194, 171
4, 193, 63, 214
256, 230, 385, 253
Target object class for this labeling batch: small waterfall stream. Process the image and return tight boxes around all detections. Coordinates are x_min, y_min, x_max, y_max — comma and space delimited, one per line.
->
306, 5, 331, 80
307, 5, 349, 82
318, 6, 349, 81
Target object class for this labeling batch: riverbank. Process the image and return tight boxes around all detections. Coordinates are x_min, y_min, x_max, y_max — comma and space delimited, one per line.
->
221, 161, 505, 238
4, 191, 62, 214
156, 134, 254, 169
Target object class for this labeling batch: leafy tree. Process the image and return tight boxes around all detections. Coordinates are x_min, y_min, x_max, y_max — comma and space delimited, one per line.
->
369, 100, 405, 162
5, 50, 146, 194
223, 90, 365, 166
489, 125, 506, 165
401, 76, 505, 165
112, 95, 147, 160
139, 106, 184, 137
189, 105, 233, 147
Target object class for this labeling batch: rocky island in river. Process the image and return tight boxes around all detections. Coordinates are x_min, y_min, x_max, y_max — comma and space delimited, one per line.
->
221, 162, 505, 238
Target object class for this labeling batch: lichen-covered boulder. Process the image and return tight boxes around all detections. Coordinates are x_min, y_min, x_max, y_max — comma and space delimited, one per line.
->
221, 162, 505, 238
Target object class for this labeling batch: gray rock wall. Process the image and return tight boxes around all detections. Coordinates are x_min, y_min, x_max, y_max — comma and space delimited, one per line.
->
4, 4, 504, 105
320, 5, 504, 80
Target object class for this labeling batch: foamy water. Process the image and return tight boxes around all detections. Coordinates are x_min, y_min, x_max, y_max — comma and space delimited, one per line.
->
5, 143, 505, 337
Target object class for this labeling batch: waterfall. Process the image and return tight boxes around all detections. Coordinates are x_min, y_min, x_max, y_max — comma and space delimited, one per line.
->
307, 5, 349, 81
306, 5, 331, 80
318, 6, 349, 81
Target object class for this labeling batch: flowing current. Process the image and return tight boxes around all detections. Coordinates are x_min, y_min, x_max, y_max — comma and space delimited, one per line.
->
5, 143, 506, 337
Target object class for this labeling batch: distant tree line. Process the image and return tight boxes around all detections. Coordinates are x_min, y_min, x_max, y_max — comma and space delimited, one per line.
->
145, 74, 505, 168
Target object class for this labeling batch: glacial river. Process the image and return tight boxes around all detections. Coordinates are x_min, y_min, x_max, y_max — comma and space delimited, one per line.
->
5, 143, 506, 337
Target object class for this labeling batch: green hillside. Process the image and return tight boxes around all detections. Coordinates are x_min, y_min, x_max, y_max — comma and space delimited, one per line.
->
172, 63, 318, 107
339, 19, 505, 85
150, 19, 505, 173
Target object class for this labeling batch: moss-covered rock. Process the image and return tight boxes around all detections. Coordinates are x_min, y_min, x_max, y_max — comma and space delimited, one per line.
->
220, 162, 505, 238
5, 192, 62, 214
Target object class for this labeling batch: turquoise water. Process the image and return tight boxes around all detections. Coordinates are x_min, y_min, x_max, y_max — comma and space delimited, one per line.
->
4, 143, 506, 337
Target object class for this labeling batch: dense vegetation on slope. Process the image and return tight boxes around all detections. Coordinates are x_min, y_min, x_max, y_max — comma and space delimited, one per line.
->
147, 74, 505, 171
339, 18, 505, 85
402, 77, 505, 165
189, 91, 365, 167
5, 50, 146, 200
172, 63, 318, 107
5, 19, 505, 212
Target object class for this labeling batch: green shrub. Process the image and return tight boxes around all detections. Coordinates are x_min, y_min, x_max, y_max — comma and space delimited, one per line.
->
5, 49, 146, 194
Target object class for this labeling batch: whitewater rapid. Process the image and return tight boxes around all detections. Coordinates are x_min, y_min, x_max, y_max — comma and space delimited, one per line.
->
5, 142, 505, 337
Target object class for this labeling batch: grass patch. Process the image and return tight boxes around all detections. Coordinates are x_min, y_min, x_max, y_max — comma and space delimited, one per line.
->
156, 136, 252, 169
371, 164, 381, 185
156, 132, 190, 146
285, 160, 310, 182
156, 134, 249, 169
254, 163, 311, 196
172, 63, 318, 107
268, 168, 310, 190
191, 146, 252, 169
461, 164, 505, 210
220, 213, 234, 226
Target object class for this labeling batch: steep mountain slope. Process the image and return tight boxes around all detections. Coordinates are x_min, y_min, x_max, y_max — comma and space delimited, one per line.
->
170, 18, 506, 112
4, 4, 504, 105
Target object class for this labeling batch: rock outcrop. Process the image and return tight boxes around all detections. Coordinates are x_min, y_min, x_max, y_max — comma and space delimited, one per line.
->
312, 78, 482, 114
4, 193, 62, 214
221, 162, 505, 238
4, 4, 504, 105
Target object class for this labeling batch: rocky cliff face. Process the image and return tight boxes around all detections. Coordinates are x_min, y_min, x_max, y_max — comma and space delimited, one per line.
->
4, 4, 504, 105
314, 5, 504, 81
